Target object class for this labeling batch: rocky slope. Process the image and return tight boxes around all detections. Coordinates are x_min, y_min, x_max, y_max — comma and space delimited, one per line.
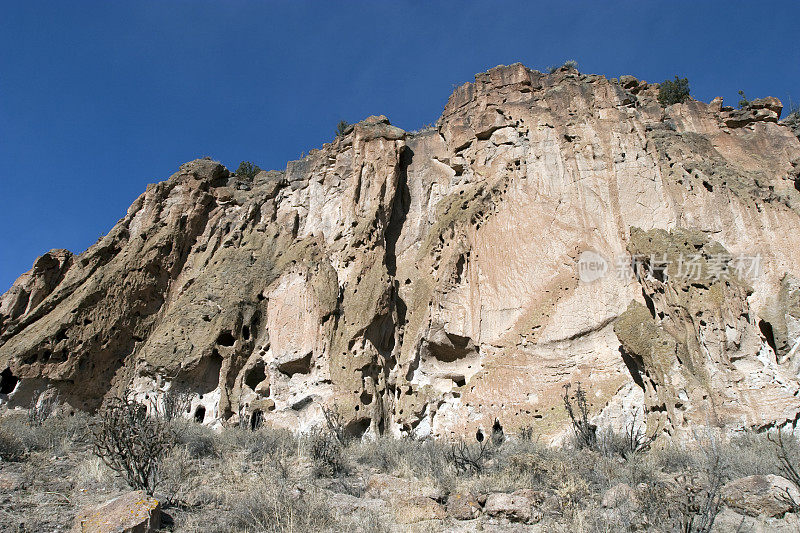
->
2, 63, 800, 441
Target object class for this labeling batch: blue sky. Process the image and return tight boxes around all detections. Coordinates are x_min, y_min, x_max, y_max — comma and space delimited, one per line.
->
1, 1, 798, 292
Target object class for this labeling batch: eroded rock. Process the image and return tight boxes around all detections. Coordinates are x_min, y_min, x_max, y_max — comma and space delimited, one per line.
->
1, 63, 799, 441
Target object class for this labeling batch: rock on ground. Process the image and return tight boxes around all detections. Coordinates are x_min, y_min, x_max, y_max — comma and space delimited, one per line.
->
72, 491, 160, 533
721, 474, 800, 518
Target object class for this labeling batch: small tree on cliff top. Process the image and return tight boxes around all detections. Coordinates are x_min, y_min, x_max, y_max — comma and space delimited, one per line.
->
658, 76, 690, 106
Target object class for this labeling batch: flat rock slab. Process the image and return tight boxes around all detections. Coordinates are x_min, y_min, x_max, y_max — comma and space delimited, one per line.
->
72, 490, 160, 533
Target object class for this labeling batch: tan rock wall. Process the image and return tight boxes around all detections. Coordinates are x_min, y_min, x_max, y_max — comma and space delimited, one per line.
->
2, 64, 799, 442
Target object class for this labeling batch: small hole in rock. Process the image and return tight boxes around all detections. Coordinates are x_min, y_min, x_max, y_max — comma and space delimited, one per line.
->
217, 330, 235, 346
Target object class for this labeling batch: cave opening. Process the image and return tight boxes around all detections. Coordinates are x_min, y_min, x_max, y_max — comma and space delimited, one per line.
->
759, 320, 778, 355
244, 361, 267, 390
0, 368, 19, 394
194, 405, 206, 423
277, 352, 312, 377
250, 409, 264, 430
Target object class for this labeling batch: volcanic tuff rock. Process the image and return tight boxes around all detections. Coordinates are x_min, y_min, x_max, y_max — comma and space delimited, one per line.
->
2, 63, 800, 441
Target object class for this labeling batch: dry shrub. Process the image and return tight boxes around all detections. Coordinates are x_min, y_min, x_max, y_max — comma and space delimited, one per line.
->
216, 425, 298, 461
563, 382, 597, 450
1, 409, 89, 456
0, 427, 25, 461
172, 419, 217, 458
307, 428, 346, 478
73, 455, 117, 489
229, 484, 335, 532
349, 436, 451, 484
91, 397, 176, 495
449, 439, 493, 475
152, 388, 192, 422
160, 446, 203, 506
27, 389, 59, 427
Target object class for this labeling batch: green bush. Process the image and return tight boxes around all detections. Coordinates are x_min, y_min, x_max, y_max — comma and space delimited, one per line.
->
658, 76, 691, 106
235, 161, 261, 180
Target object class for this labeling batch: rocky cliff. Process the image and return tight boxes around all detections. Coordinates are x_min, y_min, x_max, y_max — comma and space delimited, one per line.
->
2, 63, 800, 441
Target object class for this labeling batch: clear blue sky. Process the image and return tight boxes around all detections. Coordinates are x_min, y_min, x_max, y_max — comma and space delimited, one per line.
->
1, 1, 798, 292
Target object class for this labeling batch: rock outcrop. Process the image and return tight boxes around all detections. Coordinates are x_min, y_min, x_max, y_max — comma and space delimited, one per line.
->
2, 63, 800, 441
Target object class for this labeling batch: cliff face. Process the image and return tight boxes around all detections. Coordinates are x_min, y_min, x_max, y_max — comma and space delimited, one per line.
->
2, 63, 800, 441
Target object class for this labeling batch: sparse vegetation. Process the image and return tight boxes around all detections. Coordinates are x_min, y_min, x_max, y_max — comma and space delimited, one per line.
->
2, 399, 800, 531
234, 160, 261, 180
563, 382, 597, 450
336, 119, 350, 137
91, 397, 176, 495
449, 438, 493, 475
0, 427, 25, 461
769, 429, 800, 510
321, 404, 347, 444
788, 95, 799, 116
563, 59, 578, 70
548, 59, 579, 73
152, 388, 192, 423
738, 90, 750, 109
599, 410, 656, 460
658, 76, 691, 106
307, 427, 347, 478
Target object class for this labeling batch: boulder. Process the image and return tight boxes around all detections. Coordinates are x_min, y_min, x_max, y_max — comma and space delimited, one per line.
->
721, 475, 800, 517
72, 491, 160, 533
327, 491, 387, 515
0, 470, 27, 492
751, 96, 783, 116
446, 491, 482, 520
618, 75, 639, 90
484, 492, 540, 523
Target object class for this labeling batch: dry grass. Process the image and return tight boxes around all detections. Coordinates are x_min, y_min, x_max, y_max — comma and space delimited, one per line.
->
1, 408, 798, 532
